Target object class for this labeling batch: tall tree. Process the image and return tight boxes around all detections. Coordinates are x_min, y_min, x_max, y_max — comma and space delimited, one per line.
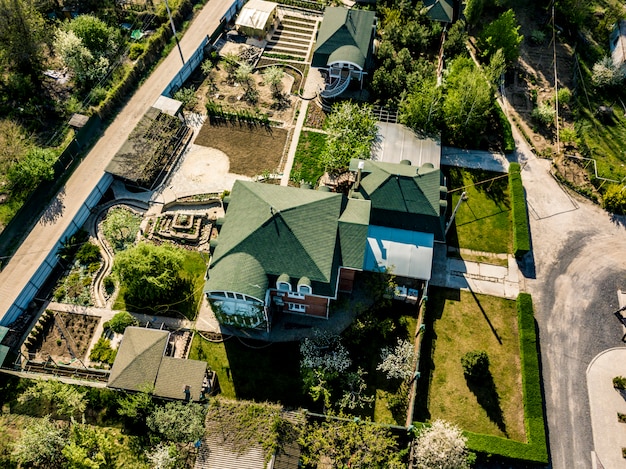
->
442, 57, 493, 147
113, 242, 186, 307
399, 77, 443, 137
12, 416, 67, 467
0, 0, 47, 76
321, 101, 378, 173
147, 401, 206, 443
478, 9, 523, 65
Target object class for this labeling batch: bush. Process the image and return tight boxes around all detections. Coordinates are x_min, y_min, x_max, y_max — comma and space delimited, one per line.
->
104, 311, 138, 334
89, 338, 117, 365
529, 29, 546, 46
531, 103, 555, 126
173, 86, 198, 110
509, 163, 531, 257
461, 350, 490, 380
602, 184, 626, 215
557, 87, 571, 106
613, 376, 626, 389
76, 242, 101, 266
129, 42, 145, 60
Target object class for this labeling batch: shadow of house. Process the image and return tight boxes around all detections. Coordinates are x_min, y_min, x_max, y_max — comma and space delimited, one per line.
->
108, 327, 213, 401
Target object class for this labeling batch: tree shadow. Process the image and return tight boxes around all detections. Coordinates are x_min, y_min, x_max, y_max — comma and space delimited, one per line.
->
469, 169, 509, 207
465, 372, 508, 437
40, 188, 66, 225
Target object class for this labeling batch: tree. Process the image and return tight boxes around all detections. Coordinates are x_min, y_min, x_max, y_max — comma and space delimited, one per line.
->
377, 338, 416, 381
338, 368, 374, 410
113, 242, 186, 307
65, 14, 120, 59
399, 77, 443, 136
54, 30, 108, 89
101, 206, 141, 251
62, 424, 115, 469
103, 311, 138, 334
460, 350, 490, 381
300, 330, 351, 375
478, 9, 523, 66
300, 417, 405, 468
18, 380, 87, 419
263, 66, 284, 98
147, 401, 206, 443
531, 102, 555, 126
0, 0, 47, 76
7, 147, 56, 192
0, 119, 30, 171
442, 57, 493, 147
592, 56, 624, 88
117, 388, 154, 421
12, 416, 67, 467
146, 443, 179, 469
412, 420, 471, 469
321, 101, 378, 173
463, 0, 484, 27
89, 338, 117, 364
223, 52, 239, 83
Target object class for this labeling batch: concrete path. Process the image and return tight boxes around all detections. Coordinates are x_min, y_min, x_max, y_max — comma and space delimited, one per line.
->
0, 0, 235, 320
441, 147, 513, 173
280, 99, 309, 186
587, 348, 626, 469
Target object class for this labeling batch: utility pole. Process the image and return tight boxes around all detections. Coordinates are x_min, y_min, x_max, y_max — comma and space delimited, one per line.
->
445, 191, 468, 236
164, 0, 185, 65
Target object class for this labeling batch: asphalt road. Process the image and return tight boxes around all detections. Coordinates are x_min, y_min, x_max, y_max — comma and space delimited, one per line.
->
0, 0, 235, 319
512, 123, 626, 469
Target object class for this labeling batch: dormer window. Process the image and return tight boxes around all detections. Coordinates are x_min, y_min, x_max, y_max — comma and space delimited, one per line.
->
297, 277, 312, 295
277, 273, 291, 292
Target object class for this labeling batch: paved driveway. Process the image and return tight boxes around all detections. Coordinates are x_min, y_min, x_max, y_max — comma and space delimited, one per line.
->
512, 124, 626, 469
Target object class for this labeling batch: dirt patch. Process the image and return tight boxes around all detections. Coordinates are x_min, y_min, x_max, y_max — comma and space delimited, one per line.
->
185, 62, 298, 125
194, 121, 289, 177
28, 312, 100, 364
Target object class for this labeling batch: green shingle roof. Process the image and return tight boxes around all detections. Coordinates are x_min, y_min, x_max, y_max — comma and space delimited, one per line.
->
154, 357, 207, 401
108, 327, 168, 392
422, 0, 455, 23
338, 198, 370, 269
349, 159, 446, 240
311, 7, 376, 69
204, 252, 268, 300
209, 181, 344, 292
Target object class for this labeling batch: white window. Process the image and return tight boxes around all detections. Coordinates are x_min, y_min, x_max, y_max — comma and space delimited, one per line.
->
288, 303, 306, 312
277, 281, 291, 292
298, 284, 312, 295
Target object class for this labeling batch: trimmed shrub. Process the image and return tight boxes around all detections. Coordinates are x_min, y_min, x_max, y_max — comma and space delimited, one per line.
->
461, 350, 490, 381
509, 163, 530, 257
104, 311, 138, 334
495, 105, 515, 153
614, 376, 626, 389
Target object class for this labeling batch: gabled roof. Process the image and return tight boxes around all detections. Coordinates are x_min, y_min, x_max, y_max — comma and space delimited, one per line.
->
349, 159, 446, 240
422, 0, 455, 23
108, 327, 168, 392
311, 7, 376, 69
155, 357, 207, 402
338, 198, 370, 269
209, 181, 344, 291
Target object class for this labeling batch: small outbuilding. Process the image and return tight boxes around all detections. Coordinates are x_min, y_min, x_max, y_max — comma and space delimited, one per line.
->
235, 0, 279, 39
421, 0, 459, 24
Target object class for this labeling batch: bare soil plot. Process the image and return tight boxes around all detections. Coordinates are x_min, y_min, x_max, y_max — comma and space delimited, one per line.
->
31, 312, 100, 364
194, 121, 289, 177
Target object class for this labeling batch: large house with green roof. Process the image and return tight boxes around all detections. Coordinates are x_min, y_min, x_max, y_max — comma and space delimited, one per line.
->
204, 156, 447, 331
311, 7, 376, 98
204, 181, 370, 331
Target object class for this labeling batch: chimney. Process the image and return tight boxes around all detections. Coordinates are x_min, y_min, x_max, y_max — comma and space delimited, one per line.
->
355, 160, 365, 189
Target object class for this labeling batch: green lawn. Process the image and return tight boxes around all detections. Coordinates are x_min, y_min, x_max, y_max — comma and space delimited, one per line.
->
445, 167, 512, 254
415, 288, 525, 441
292, 131, 327, 185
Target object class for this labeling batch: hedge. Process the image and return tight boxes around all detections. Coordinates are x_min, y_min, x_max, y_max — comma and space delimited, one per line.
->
509, 162, 531, 257
495, 105, 515, 153
463, 293, 548, 463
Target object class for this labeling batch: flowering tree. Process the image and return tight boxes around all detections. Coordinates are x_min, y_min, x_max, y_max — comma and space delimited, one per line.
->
300, 329, 351, 374
592, 56, 624, 88
146, 443, 179, 469
338, 367, 374, 410
377, 338, 416, 381
412, 420, 472, 469
12, 416, 67, 467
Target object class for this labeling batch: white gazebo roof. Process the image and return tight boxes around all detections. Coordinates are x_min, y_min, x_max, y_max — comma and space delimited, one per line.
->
235, 0, 278, 31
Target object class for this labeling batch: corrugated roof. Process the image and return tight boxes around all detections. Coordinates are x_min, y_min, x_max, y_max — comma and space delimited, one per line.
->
154, 356, 207, 401
196, 433, 267, 469
0, 325, 8, 343
236, 0, 277, 31
349, 159, 446, 240
338, 198, 370, 269
373, 123, 441, 167
205, 252, 268, 299
311, 7, 376, 69
108, 327, 168, 392
210, 181, 343, 286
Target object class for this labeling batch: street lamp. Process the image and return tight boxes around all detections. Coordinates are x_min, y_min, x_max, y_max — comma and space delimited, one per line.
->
164, 0, 185, 65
